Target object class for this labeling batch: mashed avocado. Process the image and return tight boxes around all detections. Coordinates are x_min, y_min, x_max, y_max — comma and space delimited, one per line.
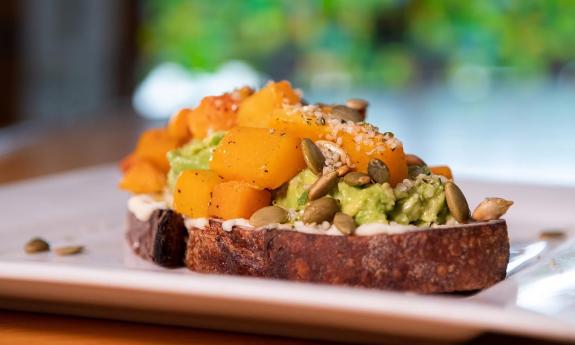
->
166, 132, 226, 190
334, 182, 396, 225
274, 169, 317, 211
391, 175, 447, 226
272, 169, 449, 226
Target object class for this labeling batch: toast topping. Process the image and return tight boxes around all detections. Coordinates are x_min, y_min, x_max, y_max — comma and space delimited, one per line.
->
120, 80, 513, 235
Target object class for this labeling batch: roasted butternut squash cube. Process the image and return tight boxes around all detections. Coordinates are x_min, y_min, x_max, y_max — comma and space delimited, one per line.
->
210, 127, 306, 189
208, 181, 271, 220
430, 165, 453, 180
134, 128, 181, 173
237, 81, 300, 128
267, 107, 408, 185
338, 128, 408, 186
167, 108, 192, 142
118, 160, 166, 194
173, 170, 223, 218
187, 89, 251, 139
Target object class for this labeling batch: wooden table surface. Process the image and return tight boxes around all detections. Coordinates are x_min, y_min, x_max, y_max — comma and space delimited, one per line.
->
0, 111, 566, 345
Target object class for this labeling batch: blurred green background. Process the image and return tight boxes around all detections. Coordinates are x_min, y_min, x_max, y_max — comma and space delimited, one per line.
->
140, 0, 575, 89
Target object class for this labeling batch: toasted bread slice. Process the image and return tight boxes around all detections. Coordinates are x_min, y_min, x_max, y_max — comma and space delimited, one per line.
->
126, 210, 509, 293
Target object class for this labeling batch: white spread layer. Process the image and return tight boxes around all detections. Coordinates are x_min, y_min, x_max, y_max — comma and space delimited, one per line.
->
127, 195, 455, 235
181, 217, 434, 236
128, 195, 168, 222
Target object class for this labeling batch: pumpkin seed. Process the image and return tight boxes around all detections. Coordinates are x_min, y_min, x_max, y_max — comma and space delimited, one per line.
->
368, 159, 390, 184
272, 182, 289, 200
301, 138, 325, 175
333, 212, 356, 235
405, 154, 426, 167
54, 245, 84, 256
249, 206, 289, 227
330, 105, 362, 123
24, 237, 50, 254
408, 165, 430, 179
343, 172, 371, 186
303, 197, 340, 224
472, 198, 513, 221
308, 171, 339, 201
336, 165, 351, 177
539, 230, 566, 241
445, 181, 470, 223
345, 99, 368, 120
315, 140, 350, 168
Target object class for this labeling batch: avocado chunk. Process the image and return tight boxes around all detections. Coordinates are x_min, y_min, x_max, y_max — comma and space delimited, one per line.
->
166, 132, 226, 190
334, 182, 396, 225
391, 175, 447, 225
274, 169, 317, 211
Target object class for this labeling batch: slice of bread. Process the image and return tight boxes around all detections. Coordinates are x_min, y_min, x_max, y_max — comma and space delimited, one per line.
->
126, 210, 509, 293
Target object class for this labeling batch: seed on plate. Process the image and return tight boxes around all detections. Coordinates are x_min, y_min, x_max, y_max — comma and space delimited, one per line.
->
330, 105, 362, 123
249, 206, 288, 227
54, 245, 84, 256
301, 138, 325, 175
308, 171, 338, 201
343, 172, 371, 186
471, 198, 513, 221
445, 181, 470, 223
333, 212, 356, 235
539, 230, 566, 241
405, 154, 426, 167
24, 237, 50, 254
303, 197, 339, 224
368, 159, 390, 184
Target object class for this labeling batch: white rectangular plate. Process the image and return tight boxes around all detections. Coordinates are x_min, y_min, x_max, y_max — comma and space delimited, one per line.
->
1, 166, 574, 343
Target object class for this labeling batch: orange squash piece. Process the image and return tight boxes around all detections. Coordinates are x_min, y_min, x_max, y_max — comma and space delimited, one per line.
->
167, 108, 192, 142
430, 165, 453, 180
118, 160, 166, 194
210, 127, 306, 189
237, 81, 301, 128
173, 170, 223, 218
338, 126, 408, 186
267, 107, 408, 185
119, 153, 137, 173
208, 181, 271, 220
187, 89, 252, 139
133, 128, 181, 173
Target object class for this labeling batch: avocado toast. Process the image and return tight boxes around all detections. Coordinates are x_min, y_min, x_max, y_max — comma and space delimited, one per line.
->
120, 81, 512, 293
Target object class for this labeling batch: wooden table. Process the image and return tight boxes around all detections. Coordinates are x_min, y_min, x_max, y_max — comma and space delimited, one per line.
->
0, 111, 564, 345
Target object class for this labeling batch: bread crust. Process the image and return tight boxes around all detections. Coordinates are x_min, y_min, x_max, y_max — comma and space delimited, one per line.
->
126, 210, 509, 293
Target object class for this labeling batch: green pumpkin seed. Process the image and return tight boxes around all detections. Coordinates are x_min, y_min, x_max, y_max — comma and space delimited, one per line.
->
24, 237, 50, 254
343, 172, 371, 186
368, 159, 390, 184
250, 206, 289, 227
303, 197, 340, 224
330, 105, 362, 123
408, 165, 430, 179
405, 154, 426, 167
54, 245, 84, 256
301, 138, 325, 175
445, 181, 470, 223
308, 171, 339, 201
333, 212, 356, 235
472, 198, 513, 221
